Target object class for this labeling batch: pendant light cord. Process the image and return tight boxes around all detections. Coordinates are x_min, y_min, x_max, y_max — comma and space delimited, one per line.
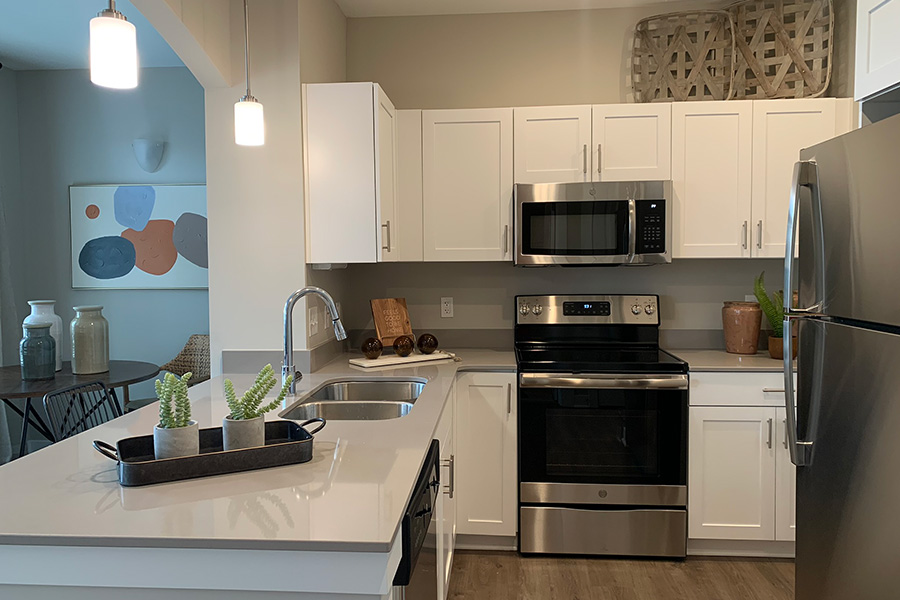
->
243, 0, 252, 98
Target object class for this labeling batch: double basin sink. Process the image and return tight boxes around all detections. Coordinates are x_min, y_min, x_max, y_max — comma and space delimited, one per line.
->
280, 378, 426, 421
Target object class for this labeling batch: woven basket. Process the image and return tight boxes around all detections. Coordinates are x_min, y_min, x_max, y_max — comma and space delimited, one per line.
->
729, 0, 833, 98
632, 10, 736, 103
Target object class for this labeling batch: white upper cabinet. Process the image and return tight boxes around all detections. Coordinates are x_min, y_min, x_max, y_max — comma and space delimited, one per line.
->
304, 82, 397, 264
592, 103, 672, 181
423, 109, 513, 261
856, 0, 900, 101
751, 99, 854, 258
513, 106, 592, 184
673, 101, 754, 258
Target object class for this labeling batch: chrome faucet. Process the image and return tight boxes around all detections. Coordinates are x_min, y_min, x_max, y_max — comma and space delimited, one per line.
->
283, 286, 347, 394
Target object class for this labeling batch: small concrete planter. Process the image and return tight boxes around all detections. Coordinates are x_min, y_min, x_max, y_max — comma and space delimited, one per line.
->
153, 421, 199, 459
223, 415, 266, 451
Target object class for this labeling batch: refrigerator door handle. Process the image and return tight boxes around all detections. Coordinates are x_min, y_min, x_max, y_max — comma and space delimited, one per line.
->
783, 330, 812, 466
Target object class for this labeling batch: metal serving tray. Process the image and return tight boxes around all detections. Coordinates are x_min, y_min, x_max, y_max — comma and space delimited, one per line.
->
92, 418, 325, 487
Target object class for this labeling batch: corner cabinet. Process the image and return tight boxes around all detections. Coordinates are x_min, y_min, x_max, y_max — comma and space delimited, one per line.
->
454, 371, 518, 538
855, 0, 900, 101
303, 82, 398, 264
423, 109, 513, 261
688, 372, 796, 544
673, 98, 854, 258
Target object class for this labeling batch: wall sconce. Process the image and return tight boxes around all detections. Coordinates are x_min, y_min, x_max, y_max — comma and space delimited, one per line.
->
132, 139, 166, 173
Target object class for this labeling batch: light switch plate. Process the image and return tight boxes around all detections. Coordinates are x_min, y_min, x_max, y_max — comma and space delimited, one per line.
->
441, 297, 453, 318
309, 306, 320, 336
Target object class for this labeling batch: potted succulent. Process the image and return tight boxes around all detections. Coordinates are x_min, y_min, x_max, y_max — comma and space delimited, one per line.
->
223, 364, 293, 451
754, 271, 798, 360
154, 372, 199, 459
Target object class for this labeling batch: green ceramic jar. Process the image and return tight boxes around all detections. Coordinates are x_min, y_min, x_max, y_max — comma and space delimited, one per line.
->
20, 324, 56, 381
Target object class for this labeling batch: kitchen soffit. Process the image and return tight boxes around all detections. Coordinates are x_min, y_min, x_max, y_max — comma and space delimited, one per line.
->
335, 0, 684, 18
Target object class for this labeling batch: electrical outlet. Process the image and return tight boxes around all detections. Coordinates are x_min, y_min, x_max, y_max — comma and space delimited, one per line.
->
309, 306, 320, 336
744, 294, 757, 302
441, 297, 454, 318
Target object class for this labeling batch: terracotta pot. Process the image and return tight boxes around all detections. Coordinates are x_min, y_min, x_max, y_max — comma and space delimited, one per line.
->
722, 302, 762, 355
768, 336, 799, 360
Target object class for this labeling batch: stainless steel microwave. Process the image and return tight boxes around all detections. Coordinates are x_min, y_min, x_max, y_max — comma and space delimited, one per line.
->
514, 181, 673, 266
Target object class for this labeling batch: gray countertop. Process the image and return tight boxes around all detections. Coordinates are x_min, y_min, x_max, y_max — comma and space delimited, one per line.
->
669, 348, 791, 372
0, 349, 515, 553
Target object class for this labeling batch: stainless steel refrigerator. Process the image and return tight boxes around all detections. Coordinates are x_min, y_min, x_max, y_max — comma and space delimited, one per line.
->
785, 112, 900, 600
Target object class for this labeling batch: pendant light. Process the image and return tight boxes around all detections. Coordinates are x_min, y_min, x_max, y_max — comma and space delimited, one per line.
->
235, 0, 264, 146
90, 0, 138, 89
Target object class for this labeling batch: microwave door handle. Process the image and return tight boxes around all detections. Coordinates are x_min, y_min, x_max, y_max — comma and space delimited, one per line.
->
627, 198, 637, 263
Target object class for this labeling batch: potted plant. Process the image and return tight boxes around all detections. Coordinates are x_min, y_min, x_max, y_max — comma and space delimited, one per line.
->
754, 271, 798, 360
223, 364, 293, 451
154, 372, 199, 459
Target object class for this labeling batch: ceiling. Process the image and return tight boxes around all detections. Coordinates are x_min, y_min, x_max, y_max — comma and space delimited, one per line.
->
0, 0, 182, 71
334, 0, 680, 18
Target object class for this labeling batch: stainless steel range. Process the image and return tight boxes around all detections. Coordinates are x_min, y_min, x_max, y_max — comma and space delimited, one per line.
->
515, 294, 688, 558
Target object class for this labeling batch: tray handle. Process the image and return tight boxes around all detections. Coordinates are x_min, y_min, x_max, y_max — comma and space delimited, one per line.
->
93, 440, 119, 462
298, 418, 326, 435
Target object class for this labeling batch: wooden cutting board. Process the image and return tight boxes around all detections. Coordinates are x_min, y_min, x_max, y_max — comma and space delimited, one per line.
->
370, 298, 414, 346
349, 351, 454, 369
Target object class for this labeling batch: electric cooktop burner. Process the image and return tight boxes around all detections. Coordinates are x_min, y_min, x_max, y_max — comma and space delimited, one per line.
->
515, 346, 688, 374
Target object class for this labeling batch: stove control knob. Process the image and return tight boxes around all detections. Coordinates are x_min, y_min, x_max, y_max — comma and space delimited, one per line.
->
644, 304, 656, 315
532, 304, 543, 316
631, 304, 642, 315
519, 304, 530, 316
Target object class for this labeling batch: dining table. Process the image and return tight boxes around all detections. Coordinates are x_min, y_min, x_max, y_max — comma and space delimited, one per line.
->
0, 360, 160, 459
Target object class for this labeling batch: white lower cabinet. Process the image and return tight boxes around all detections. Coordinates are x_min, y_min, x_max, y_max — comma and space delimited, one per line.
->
688, 372, 796, 545
454, 372, 518, 538
435, 396, 455, 600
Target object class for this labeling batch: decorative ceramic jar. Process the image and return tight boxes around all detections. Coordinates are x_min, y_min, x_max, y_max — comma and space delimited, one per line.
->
153, 421, 200, 459
722, 301, 762, 355
20, 324, 56, 381
223, 416, 266, 451
22, 300, 63, 371
71, 306, 109, 374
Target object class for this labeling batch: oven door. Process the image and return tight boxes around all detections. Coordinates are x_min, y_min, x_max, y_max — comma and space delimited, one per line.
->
518, 372, 688, 500
516, 198, 632, 265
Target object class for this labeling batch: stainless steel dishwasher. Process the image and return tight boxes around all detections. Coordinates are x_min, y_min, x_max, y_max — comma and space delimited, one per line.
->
393, 440, 439, 600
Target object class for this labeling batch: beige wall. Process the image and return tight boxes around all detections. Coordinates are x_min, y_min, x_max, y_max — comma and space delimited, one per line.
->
300, 0, 348, 84
347, 2, 730, 109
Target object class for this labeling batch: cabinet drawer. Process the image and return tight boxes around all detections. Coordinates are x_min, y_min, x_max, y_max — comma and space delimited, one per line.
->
690, 372, 789, 407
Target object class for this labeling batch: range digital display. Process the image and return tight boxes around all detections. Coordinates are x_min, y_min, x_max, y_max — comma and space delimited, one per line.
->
563, 301, 611, 316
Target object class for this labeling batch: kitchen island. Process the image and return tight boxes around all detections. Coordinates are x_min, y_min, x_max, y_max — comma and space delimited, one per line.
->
0, 349, 514, 600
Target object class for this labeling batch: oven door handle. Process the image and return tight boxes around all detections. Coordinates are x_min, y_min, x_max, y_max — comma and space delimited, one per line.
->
519, 372, 689, 390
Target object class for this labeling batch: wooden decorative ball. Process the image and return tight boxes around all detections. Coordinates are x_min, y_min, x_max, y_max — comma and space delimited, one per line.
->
417, 333, 439, 354
393, 335, 414, 357
361, 337, 383, 360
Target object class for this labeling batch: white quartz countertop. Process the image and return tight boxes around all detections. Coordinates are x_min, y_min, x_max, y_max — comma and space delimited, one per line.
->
0, 349, 515, 553
669, 348, 792, 372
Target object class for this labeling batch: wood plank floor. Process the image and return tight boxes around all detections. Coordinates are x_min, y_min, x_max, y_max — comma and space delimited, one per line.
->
448, 551, 794, 600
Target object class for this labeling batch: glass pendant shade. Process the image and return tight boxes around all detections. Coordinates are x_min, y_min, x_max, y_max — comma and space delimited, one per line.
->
90, 14, 138, 89
234, 97, 265, 146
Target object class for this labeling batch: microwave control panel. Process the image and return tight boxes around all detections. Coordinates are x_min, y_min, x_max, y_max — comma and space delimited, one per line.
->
635, 200, 666, 254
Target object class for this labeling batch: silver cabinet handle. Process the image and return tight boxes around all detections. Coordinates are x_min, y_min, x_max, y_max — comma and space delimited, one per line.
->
766, 418, 773, 449
381, 221, 391, 251
441, 455, 455, 498
597, 143, 602, 175
762, 388, 785, 393
507, 382, 512, 415
504, 224, 510, 255
757, 220, 763, 249
742, 221, 748, 249
583, 144, 587, 175
783, 419, 788, 449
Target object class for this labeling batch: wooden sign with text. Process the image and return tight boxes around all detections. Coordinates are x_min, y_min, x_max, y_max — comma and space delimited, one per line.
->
371, 298, 414, 346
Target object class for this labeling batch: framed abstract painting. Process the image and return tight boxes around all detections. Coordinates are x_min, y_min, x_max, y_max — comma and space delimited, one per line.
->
70, 184, 208, 289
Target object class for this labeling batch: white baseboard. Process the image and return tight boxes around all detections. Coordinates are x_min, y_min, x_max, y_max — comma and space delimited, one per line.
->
455, 534, 517, 552
688, 539, 795, 559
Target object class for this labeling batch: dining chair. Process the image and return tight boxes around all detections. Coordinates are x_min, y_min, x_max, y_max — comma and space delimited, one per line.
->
42, 382, 123, 442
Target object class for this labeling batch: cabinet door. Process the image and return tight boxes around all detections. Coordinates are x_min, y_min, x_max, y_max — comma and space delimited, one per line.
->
423, 109, 513, 261
435, 399, 456, 600
513, 106, 592, 184
688, 406, 776, 540
396, 110, 424, 262
455, 372, 517, 537
592, 104, 671, 181
774, 407, 796, 542
672, 101, 753, 258
856, 0, 900, 101
751, 99, 853, 258
305, 82, 377, 264
375, 84, 398, 262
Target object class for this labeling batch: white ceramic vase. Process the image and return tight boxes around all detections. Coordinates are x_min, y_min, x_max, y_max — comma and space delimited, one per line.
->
223, 416, 266, 451
22, 300, 63, 371
153, 421, 200, 459
71, 306, 109, 375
